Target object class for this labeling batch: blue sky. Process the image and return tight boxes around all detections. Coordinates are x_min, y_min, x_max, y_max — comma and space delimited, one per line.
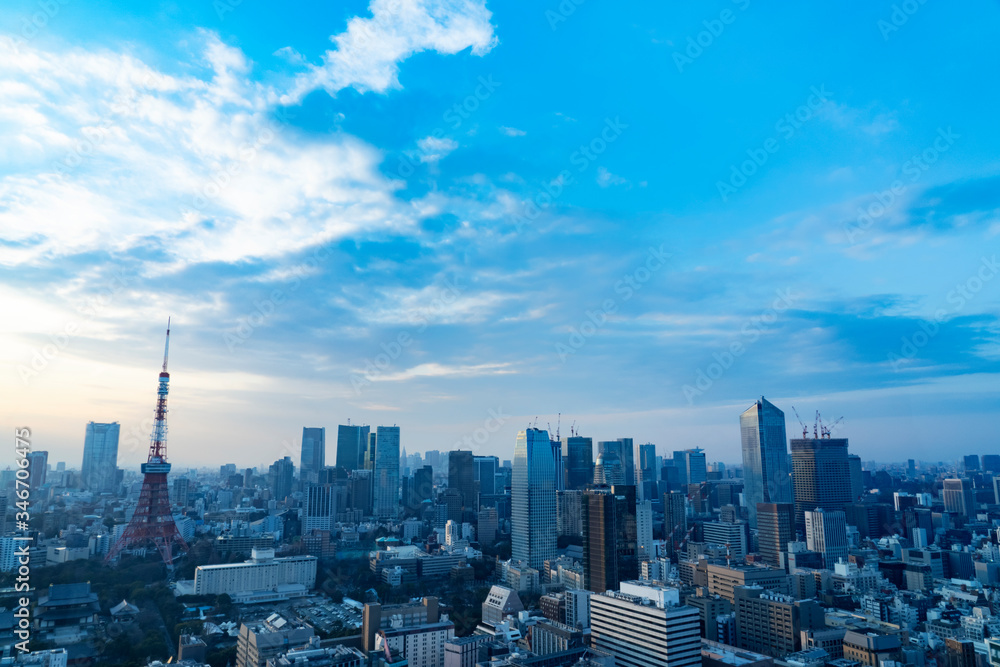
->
2, 0, 999, 469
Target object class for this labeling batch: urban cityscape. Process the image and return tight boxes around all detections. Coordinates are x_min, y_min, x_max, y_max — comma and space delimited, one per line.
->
3, 1, 999, 667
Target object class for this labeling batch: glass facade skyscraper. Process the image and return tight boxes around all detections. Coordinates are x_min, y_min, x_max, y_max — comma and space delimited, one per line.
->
512, 428, 557, 569
300, 427, 325, 484
82, 421, 120, 494
740, 396, 793, 528
373, 426, 400, 519
562, 436, 594, 490
336, 424, 370, 471
791, 437, 852, 529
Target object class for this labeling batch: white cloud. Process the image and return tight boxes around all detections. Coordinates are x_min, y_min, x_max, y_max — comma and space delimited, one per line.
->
0, 33, 414, 269
417, 135, 459, 163
365, 362, 515, 382
499, 126, 525, 136
596, 166, 627, 187
282, 0, 497, 103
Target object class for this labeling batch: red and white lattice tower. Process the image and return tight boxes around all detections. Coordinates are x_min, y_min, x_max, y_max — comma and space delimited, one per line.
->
106, 320, 188, 566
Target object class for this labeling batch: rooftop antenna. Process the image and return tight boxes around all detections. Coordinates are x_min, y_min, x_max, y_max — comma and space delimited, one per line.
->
791, 406, 808, 439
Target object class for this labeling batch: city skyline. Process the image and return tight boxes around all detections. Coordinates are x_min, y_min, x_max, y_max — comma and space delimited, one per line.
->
2, 1, 999, 468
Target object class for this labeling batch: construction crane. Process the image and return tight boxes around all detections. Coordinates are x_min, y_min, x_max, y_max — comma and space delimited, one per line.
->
791, 406, 808, 439
823, 416, 844, 438
814, 410, 821, 439
556, 413, 561, 440
570, 420, 576, 437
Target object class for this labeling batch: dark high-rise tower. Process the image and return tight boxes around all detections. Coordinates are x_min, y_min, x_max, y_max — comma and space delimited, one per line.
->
583, 485, 637, 593
448, 450, 476, 509
663, 491, 687, 557
740, 397, 792, 528
562, 436, 594, 491
82, 422, 120, 494
638, 443, 657, 501
756, 502, 795, 568
106, 321, 188, 567
791, 437, 852, 529
336, 424, 371, 471
300, 427, 325, 484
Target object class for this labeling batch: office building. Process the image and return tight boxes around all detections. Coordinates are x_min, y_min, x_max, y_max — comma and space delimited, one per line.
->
474, 456, 499, 498
562, 436, 594, 491
637, 500, 654, 561
557, 489, 584, 537
194, 548, 317, 603
943, 478, 975, 517
336, 424, 371, 471
639, 443, 658, 500
512, 428, 557, 569
756, 503, 795, 568
448, 450, 476, 509
594, 449, 625, 486
482, 586, 524, 626
236, 614, 316, 667
363, 596, 441, 651
804, 509, 849, 569
685, 590, 734, 643
374, 426, 401, 519
300, 427, 325, 484
663, 491, 688, 556
531, 620, 588, 655
740, 397, 793, 528
702, 521, 748, 562
705, 563, 791, 604
27, 450, 48, 490
304, 483, 337, 532
268, 456, 294, 502
376, 620, 455, 667
982, 455, 1000, 473
674, 449, 707, 486
847, 454, 863, 501
583, 485, 638, 592
790, 438, 852, 529
963, 455, 981, 472
842, 629, 901, 667
733, 586, 824, 658
444, 635, 488, 667
590, 581, 701, 667
81, 422, 120, 494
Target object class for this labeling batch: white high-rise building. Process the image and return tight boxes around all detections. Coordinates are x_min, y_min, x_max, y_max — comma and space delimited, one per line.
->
82, 422, 120, 494
805, 508, 849, 568
304, 483, 337, 532
591, 581, 700, 667
512, 428, 557, 569
194, 548, 317, 603
374, 426, 401, 519
637, 500, 654, 562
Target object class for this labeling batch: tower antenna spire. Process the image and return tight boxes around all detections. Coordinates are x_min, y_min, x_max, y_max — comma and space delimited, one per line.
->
162, 317, 170, 372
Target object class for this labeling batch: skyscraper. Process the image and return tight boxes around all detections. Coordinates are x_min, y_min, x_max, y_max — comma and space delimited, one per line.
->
336, 424, 370, 471
82, 421, 120, 494
756, 502, 795, 568
373, 426, 400, 519
448, 450, 476, 509
300, 427, 325, 484
943, 478, 975, 517
740, 397, 793, 528
637, 500, 654, 562
804, 508, 849, 568
27, 450, 48, 490
561, 436, 594, 491
583, 485, 638, 593
599, 439, 636, 486
269, 456, 294, 502
638, 443, 657, 501
594, 449, 625, 486
473, 456, 498, 499
663, 491, 687, 557
512, 428, 557, 569
848, 454, 864, 501
673, 449, 707, 486
963, 455, 981, 472
791, 437, 852, 529
304, 483, 337, 532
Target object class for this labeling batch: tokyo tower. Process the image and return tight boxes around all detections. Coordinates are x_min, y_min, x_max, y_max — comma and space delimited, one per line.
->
106, 320, 188, 566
